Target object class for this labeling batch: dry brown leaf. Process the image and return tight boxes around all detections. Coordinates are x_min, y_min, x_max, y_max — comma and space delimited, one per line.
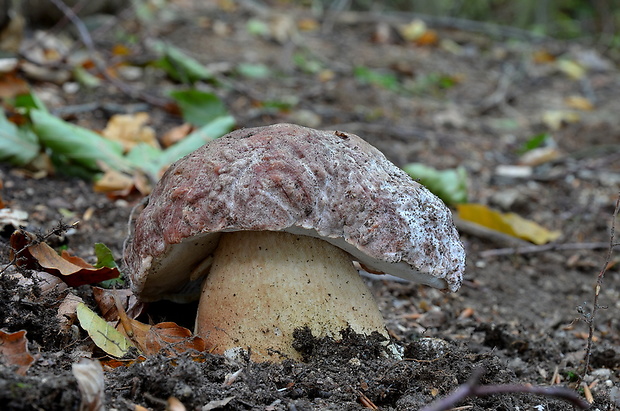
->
9, 230, 120, 287
519, 147, 562, 166
161, 123, 193, 148
532, 49, 556, 64
72, 359, 105, 411
92, 287, 144, 322
565, 95, 594, 111
0, 71, 30, 99
0, 329, 35, 375
101, 112, 159, 152
93, 169, 135, 193
167, 397, 187, 411
93, 169, 152, 198
57, 293, 84, 332
118, 319, 206, 356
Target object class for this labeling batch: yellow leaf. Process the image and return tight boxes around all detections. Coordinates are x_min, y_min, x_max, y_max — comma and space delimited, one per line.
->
565, 95, 594, 111
502, 212, 561, 244
457, 203, 561, 245
77, 303, 135, 358
542, 110, 580, 131
399, 19, 427, 42
101, 112, 159, 152
557, 59, 586, 80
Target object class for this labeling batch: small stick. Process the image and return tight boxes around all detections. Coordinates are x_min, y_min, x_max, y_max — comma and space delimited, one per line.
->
420, 368, 590, 411
580, 192, 620, 382
479, 241, 610, 258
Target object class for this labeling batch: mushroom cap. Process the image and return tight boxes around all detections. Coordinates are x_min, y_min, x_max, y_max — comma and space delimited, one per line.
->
124, 123, 466, 301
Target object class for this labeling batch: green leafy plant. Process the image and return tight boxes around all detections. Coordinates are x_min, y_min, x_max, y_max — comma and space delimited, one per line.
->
0, 91, 235, 180
518, 132, 550, 154
353, 66, 400, 92
403, 163, 468, 206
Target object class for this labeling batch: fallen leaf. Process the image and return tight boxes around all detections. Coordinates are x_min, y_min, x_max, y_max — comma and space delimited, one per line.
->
557, 59, 586, 80
119, 319, 206, 356
72, 359, 105, 411
92, 287, 144, 322
9, 230, 120, 287
202, 396, 235, 411
0, 71, 29, 99
161, 123, 193, 148
0, 329, 35, 375
57, 293, 84, 332
399, 19, 427, 42
93, 169, 135, 193
532, 49, 556, 64
167, 397, 187, 411
541, 110, 580, 130
0, 208, 28, 229
565, 95, 594, 111
77, 303, 135, 358
519, 147, 562, 166
457, 203, 561, 245
297, 17, 319, 31
102, 112, 159, 153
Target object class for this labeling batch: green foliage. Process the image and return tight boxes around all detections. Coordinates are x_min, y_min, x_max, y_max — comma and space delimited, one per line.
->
403, 163, 468, 206
31, 109, 131, 173
169, 89, 229, 127
152, 41, 214, 84
353, 66, 400, 92
0, 110, 40, 166
518, 133, 550, 154
0, 91, 235, 180
94, 243, 125, 288
236, 63, 272, 79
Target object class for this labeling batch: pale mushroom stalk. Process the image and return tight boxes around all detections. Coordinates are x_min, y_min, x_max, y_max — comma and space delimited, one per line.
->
197, 231, 388, 361
124, 123, 466, 362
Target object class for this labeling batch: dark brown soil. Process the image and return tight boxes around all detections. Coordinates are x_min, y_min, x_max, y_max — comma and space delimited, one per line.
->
1, 2, 619, 410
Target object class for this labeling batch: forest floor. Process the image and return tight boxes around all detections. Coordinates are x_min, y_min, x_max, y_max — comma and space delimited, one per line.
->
1, 1, 619, 410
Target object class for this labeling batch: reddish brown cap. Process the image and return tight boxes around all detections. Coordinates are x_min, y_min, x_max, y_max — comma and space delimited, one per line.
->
124, 124, 465, 301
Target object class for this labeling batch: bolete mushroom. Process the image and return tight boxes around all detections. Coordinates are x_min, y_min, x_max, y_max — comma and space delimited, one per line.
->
124, 123, 465, 361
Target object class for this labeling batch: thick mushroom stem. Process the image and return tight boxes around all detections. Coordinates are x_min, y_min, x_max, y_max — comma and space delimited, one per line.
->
195, 230, 389, 362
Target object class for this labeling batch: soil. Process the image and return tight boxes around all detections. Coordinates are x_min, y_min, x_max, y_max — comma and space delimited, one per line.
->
1, 2, 619, 410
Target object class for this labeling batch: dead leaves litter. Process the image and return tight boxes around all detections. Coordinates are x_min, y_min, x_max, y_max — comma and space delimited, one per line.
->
9, 229, 120, 287
0, 329, 35, 375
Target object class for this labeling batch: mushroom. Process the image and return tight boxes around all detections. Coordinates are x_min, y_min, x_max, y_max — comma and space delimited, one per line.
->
124, 123, 465, 361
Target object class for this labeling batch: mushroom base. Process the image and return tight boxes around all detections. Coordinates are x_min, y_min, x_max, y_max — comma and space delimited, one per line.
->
195, 230, 389, 362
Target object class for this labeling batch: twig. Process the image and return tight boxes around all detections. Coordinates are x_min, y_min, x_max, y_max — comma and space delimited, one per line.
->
420, 368, 590, 411
580, 192, 620, 382
479, 241, 611, 258
333, 11, 548, 41
47, 0, 171, 109
0, 221, 75, 277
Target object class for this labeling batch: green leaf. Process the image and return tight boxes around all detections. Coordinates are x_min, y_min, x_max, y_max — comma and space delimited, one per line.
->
152, 41, 213, 84
76, 303, 135, 357
152, 115, 235, 170
169, 89, 229, 127
30, 109, 131, 172
94, 243, 125, 287
13, 92, 48, 112
403, 163, 468, 206
125, 143, 163, 178
0, 109, 40, 166
353, 66, 400, 92
94, 243, 117, 269
236, 62, 271, 79
73, 66, 102, 88
519, 133, 550, 154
